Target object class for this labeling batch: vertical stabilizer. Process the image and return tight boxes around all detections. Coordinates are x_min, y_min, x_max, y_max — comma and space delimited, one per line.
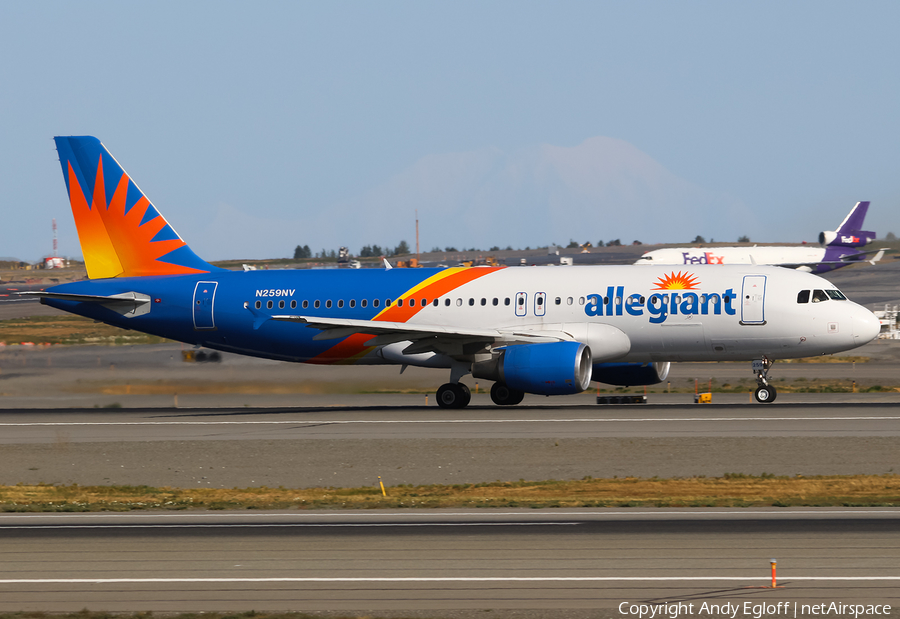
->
54, 136, 219, 279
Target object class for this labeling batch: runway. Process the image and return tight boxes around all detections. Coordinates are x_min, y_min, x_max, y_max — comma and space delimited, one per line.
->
0, 405, 898, 487
1, 509, 897, 612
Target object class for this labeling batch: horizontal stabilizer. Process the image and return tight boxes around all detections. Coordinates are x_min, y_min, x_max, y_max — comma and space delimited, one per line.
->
18, 291, 151, 317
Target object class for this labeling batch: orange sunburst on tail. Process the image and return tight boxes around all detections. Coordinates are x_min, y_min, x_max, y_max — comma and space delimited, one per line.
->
652, 271, 700, 290
54, 136, 218, 279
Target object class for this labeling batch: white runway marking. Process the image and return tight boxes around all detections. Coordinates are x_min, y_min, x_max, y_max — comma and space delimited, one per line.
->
2, 509, 897, 521
0, 416, 898, 427
1, 576, 898, 584
0, 522, 579, 529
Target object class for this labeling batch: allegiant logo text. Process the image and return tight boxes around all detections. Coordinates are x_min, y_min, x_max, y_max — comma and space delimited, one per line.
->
682, 252, 724, 265
584, 286, 737, 324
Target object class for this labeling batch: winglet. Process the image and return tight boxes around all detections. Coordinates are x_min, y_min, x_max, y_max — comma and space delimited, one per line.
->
870, 249, 887, 265
383, 258, 393, 270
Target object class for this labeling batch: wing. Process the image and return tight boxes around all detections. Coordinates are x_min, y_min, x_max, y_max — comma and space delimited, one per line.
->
776, 248, 888, 269
269, 314, 568, 356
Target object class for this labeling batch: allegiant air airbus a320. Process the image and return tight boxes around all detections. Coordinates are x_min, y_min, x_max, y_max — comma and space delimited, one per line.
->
29, 137, 881, 407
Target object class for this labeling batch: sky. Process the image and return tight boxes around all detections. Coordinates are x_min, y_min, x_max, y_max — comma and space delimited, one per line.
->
2, 1, 899, 261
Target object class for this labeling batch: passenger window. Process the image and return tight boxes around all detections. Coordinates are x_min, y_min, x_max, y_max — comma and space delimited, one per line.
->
254, 300, 261, 309
373, 299, 379, 308
267, 300, 273, 309
812, 290, 828, 303
456, 298, 463, 306
302, 300, 309, 309
537, 296, 543, 306
493, 298, 499, 306
518, 297, 524, 306
279, 300, 285, 309
555, 297, 561, 305
433, 299, 439, 307
422, 299, 427, 306
397, 299, 403, 307
444, 298, 450, 307
314, 300, 320, 309
481, 298, 486, 306
361, 299, 367, 308
325, 300, 332, 309
504, 298, 510, 306
797, 290, 810, 303
349, 299, 355, 308
567, 297, 573, 305
385, 299, 391, 307
469, 298, 475, 306
291, 300, 297, 309
337, 300, 344, 308
579, 297, 585, 305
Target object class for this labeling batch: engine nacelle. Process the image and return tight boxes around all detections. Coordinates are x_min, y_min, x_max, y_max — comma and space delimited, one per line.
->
818, 230, 837, 247
472, 341, 592, 395
819, 229, 875, 247
592, 361, 670, 386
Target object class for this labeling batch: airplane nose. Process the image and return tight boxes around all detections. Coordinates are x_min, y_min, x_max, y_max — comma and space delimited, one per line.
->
852, 307, 881, 344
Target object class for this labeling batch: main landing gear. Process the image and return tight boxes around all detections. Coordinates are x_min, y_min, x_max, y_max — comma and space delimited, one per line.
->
435, 382, 526, 408
753, 356, 777, 403
437, 383, 471, 409
490, 382, 525, 406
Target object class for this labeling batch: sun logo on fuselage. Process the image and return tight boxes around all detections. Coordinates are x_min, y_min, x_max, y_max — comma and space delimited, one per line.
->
652, 271, 700, 290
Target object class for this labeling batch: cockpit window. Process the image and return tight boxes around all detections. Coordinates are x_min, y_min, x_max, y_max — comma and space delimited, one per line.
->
826, 290, 847, 300
797, 290, 810, 304
811, 290, 829, 303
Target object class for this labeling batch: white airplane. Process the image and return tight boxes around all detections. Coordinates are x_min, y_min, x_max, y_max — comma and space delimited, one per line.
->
35, 137, 882, 409
634, 201, 886, 273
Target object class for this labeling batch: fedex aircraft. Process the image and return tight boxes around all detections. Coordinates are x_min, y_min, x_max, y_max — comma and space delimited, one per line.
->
28, 137, 881, 407
634, 201, 886, 273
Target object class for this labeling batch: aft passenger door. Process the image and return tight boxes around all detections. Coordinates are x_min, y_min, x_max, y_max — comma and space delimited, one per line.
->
193, 281, 218, 330
740, 275, 766, 325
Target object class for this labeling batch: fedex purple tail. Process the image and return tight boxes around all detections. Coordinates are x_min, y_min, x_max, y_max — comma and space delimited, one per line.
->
819, 201, 875, 248
54, 136, 221, 279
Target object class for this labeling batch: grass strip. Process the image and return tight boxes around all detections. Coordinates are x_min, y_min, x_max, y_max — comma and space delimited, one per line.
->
1, 474, 898, 512
0, 315, 168, 346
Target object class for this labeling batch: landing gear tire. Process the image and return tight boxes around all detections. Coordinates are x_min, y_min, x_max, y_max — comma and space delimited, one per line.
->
490, 382, 525, 406
437, 383, 471, 409
754, 385, 777, 403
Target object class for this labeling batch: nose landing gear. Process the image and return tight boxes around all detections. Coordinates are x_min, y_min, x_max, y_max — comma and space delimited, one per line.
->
753, 356, 777, 403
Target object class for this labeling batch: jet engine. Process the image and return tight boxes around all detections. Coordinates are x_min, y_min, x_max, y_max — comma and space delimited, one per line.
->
819, 230, 875, 248
592, 361, 670, 386
472, 341, 592, 395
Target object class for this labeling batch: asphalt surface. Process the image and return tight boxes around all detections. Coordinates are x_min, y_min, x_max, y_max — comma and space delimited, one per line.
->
1, 510, 897, 613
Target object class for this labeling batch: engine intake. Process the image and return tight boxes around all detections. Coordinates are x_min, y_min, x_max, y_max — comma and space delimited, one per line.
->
473, 341, 592, 395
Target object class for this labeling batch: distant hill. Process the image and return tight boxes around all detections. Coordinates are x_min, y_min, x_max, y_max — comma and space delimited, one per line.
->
195, 136, 750, 259
307, 136, 750, 253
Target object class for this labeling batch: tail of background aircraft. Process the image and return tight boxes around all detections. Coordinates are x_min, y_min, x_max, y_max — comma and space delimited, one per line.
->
819, 201, 876, 248
54, 136, 219, 279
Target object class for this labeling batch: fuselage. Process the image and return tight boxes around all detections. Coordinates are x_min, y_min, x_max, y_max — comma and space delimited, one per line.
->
635, 246, 866, 273
43, 264, 879, 369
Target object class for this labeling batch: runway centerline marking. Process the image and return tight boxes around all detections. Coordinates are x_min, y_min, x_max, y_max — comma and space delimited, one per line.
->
0, 522, 579, 529
3, 509, 898, 521
1, 576, 898, 584
0, 416, 898, 427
